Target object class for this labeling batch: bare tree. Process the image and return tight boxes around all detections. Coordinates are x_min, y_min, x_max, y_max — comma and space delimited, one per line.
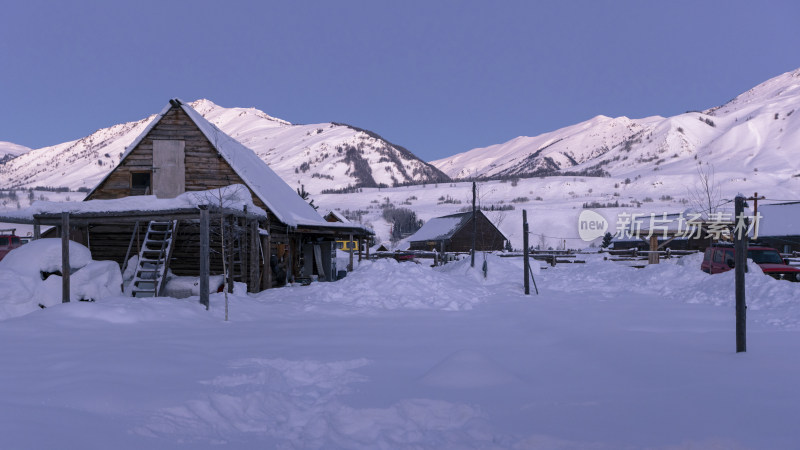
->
190, 184, 248, 322
687, 162, 722, 219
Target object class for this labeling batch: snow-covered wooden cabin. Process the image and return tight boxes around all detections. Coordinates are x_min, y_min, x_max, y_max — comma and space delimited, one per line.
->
30, 99, 372, 295
407, 210, 507, 252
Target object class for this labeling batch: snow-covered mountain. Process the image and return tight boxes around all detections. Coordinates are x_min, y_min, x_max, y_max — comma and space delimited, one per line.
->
0, 141, 31, 164
432, 68, 800, 180
0, 100, 449, 193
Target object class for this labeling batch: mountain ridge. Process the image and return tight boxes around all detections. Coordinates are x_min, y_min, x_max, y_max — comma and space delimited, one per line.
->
431, 68, 800, 181
0, 100, 449, 193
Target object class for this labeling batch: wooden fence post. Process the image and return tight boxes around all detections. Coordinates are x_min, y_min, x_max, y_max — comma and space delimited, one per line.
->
61, 212, 70, 303
734, 195, 747, 352
648, 235, 659, 264
523, 210, 530, 295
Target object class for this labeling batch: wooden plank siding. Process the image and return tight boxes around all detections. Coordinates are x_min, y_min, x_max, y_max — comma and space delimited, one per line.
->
86, 106, 270, 214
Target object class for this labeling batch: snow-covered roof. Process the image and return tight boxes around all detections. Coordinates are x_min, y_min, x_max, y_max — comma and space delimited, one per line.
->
758, 202, 800, 237
324, 210, 350, 223
3, 186, 265, 220
180, 101, 333, 228
87, 99, 364, 231
408, 212, 471, 242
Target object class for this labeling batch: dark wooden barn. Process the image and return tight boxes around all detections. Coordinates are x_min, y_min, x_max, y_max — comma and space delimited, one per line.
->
11, 99, 371, 298
407, 210, 507, 252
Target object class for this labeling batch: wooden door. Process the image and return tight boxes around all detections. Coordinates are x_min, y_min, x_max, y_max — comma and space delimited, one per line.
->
152, 140, 186, 198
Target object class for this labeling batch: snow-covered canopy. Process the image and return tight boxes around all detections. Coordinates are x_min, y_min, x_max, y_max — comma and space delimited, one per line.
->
408, 212, 470, 242
2, 185, 265, 221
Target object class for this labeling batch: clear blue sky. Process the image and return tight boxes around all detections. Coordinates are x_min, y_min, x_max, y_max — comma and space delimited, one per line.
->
1, 0, 798, 161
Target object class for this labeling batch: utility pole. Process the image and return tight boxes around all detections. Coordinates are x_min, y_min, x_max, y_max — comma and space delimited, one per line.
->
734, 195, 747, 352
471, 181, 476, 268
523, 210, 530, 295
751, 192, 765, 219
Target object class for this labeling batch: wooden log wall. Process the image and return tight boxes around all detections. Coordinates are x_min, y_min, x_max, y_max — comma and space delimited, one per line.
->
450, 214, 505, 252
86, 106, 272, 215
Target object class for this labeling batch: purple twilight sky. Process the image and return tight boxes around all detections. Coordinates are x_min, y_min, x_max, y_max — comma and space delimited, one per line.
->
1, 0, 798, 161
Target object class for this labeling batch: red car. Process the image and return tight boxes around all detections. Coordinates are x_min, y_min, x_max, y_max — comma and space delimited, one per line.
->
701, 244, 800, 282
0, 230, 23, 262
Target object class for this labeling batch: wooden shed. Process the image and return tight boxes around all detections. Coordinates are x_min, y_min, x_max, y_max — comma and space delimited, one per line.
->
407, 210, 507, 252
25, 99, 371, 297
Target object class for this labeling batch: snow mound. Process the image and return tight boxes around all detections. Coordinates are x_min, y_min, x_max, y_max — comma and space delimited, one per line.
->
137, 357, 486, 448
0, 238, 92, 277
0, 239, 122, 320
259, 256, 532, 312
542, 254, 800, 328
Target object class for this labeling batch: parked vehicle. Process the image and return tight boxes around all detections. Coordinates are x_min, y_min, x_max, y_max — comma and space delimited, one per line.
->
701, 243, 800, 281
0, 229, 23, 262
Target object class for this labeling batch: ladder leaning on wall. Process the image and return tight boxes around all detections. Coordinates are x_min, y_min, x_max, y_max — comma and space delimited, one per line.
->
130, 220, 178, 297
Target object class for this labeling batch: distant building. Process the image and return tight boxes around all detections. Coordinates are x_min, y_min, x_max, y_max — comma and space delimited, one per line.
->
757, 202, 800, 253
324, 210, 350, 223
407, 210, 507, 252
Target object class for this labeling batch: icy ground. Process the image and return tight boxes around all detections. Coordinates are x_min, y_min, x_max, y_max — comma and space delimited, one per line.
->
1, 253, 799, 449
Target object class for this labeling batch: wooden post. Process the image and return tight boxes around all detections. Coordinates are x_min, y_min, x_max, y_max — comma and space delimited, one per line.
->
199, 207, 209, 310
734, 195, 747, 352
365, 237, 370, 260
348, 233, 354, 272
358, 237, 363, 263
249, 219, 259, 293
261, 223, 272, 289
61, 212, 70, 303
226, 216, 234, 294
648, 235, 659, 264
523, 210, 530, 295
471, 181, 476, 268
33, 220, 41, 240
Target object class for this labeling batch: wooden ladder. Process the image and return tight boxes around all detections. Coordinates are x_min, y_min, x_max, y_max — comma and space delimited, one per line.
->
130, 220, 178, 297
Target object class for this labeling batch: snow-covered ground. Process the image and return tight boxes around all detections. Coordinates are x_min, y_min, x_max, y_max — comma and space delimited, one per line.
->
1, 247, 799, 449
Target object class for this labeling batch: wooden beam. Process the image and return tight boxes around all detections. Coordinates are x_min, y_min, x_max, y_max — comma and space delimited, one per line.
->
648, 235, 659, 264
226, 217, 234, 294
248, 219, 259, 293
61, 212, 70, 303
656, 235, 678, 250
260, 232, 271, 290
199, 207, 210, 310
348, 233, 354, 272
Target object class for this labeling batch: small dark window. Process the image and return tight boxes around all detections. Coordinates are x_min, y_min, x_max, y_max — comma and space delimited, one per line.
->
0, 237, 8, 246
131, 172, 151, 195
713, 249, 723, 263
11, 237, 20, 245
